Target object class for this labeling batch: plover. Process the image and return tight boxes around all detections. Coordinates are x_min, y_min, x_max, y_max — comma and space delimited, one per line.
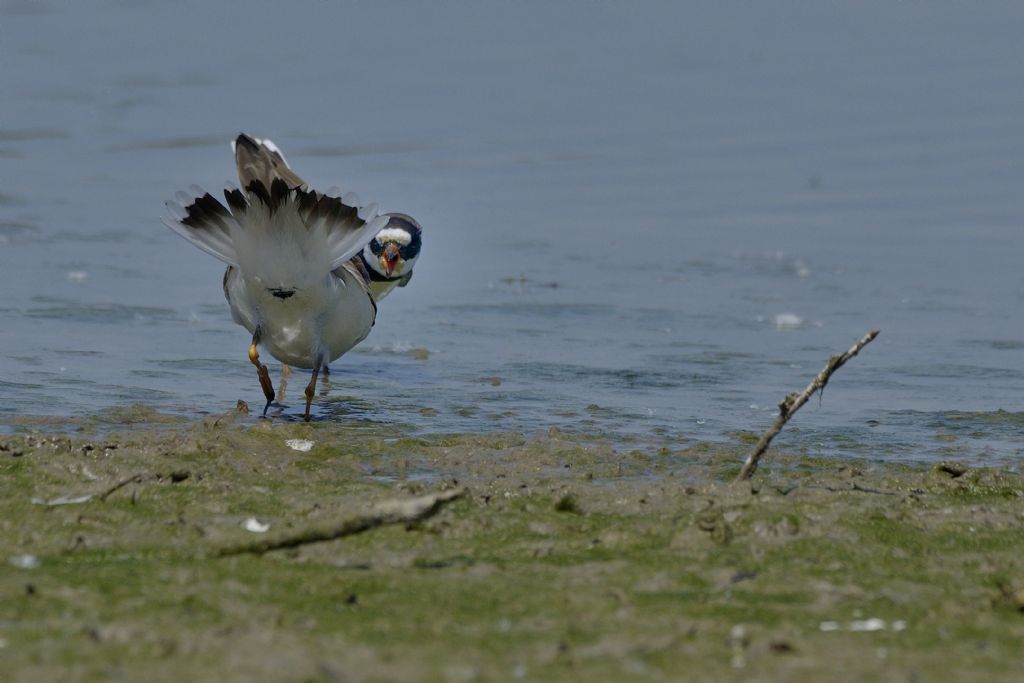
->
163, 133, 406, 420
233, 135, 422, 300
359, 212, 422, 301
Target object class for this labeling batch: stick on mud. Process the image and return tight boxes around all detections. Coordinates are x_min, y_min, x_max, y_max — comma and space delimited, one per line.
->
98, 473, 146, 501
216, 488, 466, 557
736, 329, 880, 482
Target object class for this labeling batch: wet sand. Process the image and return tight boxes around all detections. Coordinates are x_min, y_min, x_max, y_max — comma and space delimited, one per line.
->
2, 407, 1023, 682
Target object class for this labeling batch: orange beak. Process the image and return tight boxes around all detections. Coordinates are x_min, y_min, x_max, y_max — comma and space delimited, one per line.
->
381, 243, 401, 277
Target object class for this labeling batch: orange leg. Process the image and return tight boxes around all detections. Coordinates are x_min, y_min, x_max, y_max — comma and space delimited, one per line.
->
277, 364, 291, 402
301, 356, 325, 419
248, 334, 275, 415
303, 366, 319, 421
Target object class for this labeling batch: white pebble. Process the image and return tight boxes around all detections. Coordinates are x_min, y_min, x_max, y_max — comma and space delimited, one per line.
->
243, 518, 270, 533
285, 439, 314, 452
849, 618, 887, 632
9, 554, 39, 569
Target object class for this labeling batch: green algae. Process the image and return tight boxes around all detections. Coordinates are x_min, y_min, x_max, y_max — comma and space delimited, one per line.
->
1, 412, 1023, 682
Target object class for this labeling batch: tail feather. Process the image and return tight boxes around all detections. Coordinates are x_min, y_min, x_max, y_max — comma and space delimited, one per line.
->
163, 179, 387, 273
163, 191, 241, 264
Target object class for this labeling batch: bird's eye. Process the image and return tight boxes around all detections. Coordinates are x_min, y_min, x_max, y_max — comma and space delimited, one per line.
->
369, 239, 383, 255
399, 240, 420, 260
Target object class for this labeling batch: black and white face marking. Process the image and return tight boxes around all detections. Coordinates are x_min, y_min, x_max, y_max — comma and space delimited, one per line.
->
362, 214, 422, 280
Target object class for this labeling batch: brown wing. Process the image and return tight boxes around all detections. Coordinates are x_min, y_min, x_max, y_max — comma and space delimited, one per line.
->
233, 133, 306, 189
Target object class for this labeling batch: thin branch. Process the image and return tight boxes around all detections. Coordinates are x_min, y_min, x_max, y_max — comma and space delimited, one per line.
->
735, 329, 880, 482
98, 473, 146, 501
802, 483, 900, 496
216, 488, 466, 557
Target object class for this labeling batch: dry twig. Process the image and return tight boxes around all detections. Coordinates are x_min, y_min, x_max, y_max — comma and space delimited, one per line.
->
735, 329, 880, 482
216, 487, 466, 557
98, 473, 146, 501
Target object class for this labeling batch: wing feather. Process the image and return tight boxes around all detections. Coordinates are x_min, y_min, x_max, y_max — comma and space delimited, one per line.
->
163, 191, 241, 264
233, 133, 306, 189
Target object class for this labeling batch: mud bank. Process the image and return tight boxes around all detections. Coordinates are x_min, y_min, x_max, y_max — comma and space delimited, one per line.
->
1, 407, 1023, 682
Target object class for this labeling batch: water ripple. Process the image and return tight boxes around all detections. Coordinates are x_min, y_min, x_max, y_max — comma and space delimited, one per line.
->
24, 302, 180, 324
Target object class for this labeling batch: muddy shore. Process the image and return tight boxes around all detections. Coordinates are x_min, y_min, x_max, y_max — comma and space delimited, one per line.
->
2, 406, 1023, 682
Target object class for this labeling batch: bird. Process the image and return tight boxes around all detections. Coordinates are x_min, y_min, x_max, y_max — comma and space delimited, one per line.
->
232, 135, 422, 301
163, 133, 416, 420
359, 211, 422, 301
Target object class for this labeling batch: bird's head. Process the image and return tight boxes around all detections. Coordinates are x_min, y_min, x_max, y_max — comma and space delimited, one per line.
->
363, 213, 422, 279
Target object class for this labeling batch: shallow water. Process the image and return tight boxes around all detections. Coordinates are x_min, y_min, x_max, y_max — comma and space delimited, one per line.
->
2, 1, 1023, 463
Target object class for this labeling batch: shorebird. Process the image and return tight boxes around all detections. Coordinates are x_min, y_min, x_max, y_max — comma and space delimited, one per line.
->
359, 211, 422, 301
229, 135, 422, 301
163, 133, 419, 420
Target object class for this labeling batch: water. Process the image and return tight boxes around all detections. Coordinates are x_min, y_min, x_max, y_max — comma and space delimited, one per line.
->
2, 1, 1024, 463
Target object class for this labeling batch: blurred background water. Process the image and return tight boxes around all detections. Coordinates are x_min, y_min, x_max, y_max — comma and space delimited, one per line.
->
1, 1, 1023, 463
